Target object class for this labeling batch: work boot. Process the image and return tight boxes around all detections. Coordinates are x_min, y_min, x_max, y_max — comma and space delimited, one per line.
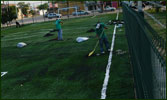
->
96, 53, 100, 56
101, 51, 105, 54
107, 49, 111, 52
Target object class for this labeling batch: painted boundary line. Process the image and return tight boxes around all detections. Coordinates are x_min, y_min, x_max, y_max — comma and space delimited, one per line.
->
144, 11, 166, 29
100, 12, 119, 99
148, 1, 166, 8
91, 15, 97, 18
1, 72, 8, 77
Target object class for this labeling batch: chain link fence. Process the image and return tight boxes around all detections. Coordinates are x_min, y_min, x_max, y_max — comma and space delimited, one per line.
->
122, 3, 166, 99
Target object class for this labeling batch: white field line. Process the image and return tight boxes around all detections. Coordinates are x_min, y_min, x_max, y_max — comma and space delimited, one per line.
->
1, 34, 43, 41
63, 27, 90, 31
4, 31, 47, 38
3, 32, 25, 37
144, 11, 166, 29
100, 12, 119, 99
1, 72, 8, 77
91, 15, 97, 18
148, 1, 166, 8
3, 31, 35, 38
39, 27, 90, 31
2, 27, 90, 41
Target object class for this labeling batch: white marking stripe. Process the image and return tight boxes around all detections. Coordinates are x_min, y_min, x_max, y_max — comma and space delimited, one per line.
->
91, 15, 97, 18
1, 72, 8, 77
143, 11, 166, 29
100, 12, 119, 99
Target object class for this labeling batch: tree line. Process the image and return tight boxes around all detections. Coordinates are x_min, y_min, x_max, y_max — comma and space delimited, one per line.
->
1, 2, 48, 26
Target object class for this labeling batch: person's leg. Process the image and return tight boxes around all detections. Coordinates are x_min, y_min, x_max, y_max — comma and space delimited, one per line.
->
104, 37, 110, 51
60, 29, 63, 40
58, 29, 61, 40
99, 38, 104, 53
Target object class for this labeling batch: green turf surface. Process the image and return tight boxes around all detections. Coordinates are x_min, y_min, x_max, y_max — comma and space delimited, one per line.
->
106, 27, 134, 99
144, 11, 166, 40
1, 13, 134, 99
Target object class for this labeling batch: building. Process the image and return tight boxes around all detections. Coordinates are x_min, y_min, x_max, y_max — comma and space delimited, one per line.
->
85, 1, 118, 11
39, 10, 47, 15
85, 1, 98, 11
48, 1, 85, 15
112, 1, 118, 8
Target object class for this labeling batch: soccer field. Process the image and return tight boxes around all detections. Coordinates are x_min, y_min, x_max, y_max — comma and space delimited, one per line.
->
1, 13, 134, 99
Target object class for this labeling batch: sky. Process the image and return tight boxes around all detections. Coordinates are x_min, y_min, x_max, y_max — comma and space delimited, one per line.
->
1, 1, 48, 7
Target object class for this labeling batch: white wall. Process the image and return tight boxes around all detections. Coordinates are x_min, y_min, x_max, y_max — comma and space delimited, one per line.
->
39, 10, 47, 15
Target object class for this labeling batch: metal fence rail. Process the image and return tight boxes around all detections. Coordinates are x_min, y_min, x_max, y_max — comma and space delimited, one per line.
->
122, 3, 166, 99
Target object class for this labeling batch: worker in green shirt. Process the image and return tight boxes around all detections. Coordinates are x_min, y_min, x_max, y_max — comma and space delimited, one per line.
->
95, 21, 110, 54
55, 18, 63, 40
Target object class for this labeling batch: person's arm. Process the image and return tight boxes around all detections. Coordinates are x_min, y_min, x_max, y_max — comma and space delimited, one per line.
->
54, 21, 57, 25
60, 21, 63, 24
59, 20, 63, 24
104, 27, 108, 29
96, 34, 100, 38
103, 23, 108, 29
95, 29, 100, 39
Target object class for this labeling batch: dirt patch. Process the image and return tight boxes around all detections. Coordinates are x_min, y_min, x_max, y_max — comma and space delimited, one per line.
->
86, 28, 95, 33
43, 33, 54, 37
48, 37, 58, 41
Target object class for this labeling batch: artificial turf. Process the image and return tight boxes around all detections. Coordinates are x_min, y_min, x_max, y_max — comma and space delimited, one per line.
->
144, 11, 166, 40
1, 13, 134, 99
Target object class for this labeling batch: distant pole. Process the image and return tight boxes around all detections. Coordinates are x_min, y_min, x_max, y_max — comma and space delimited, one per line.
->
7, 0, 9, 27
31, 3, 34, 24
52, 0, 54, 13
33, 3, 36, 22
138, 1, 144, 17
21, 5, 24, 25
93, 4, 95, 16
67, 1, 69, 19
14, 1, 18, 19
41, 0, 45, 22
138, 1, 142, 12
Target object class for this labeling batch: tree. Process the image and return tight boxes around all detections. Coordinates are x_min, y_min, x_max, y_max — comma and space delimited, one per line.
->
37, 3, 48, 10
8, 6, 17, 21
1, 6, 17, 26
17, 2, 30, 16
1, 8, 8, 25
29, 10, 36, 16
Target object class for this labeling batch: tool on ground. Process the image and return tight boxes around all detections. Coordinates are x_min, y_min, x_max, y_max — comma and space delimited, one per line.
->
88, 29, 104, 57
